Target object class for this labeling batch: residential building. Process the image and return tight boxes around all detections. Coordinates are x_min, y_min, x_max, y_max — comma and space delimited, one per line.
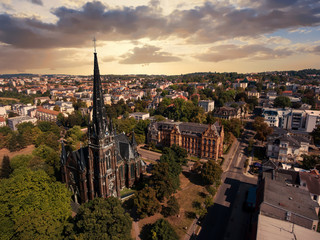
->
256, 214, 320, 240
61, 51, 145, 204
0, 106, 7, 117
198, 100, 215, 112
247, 89, 260, 99
213, 106, 241, 120
148, 121, 224, 160
36, 107, 60, 122
7, 116, 37, 131
266, 130, 309, 163
34, 97, 50, 105
129, 112, 150, 120
262, 108, 320, 132
300, 170, 320, 205
257, 169, 319, 231
0, 116, 6, 127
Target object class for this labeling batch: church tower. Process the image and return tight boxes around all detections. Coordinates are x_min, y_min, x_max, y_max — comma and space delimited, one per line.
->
61, 41, 145, 204
87, 45, 118, 199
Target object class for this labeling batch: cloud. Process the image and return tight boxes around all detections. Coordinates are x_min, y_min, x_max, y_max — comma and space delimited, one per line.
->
119, 45, 181, 64
102, 56, 116, 62
30, 0, 43, 6
0, 46, 90, 72
0, 1, 319, 49
194, 44, 293, 62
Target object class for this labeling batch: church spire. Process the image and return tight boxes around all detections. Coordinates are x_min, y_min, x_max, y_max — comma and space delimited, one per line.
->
92, 39, 107, 138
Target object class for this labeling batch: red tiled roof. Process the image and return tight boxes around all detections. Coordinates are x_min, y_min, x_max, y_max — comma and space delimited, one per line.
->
37, 107, 60, 116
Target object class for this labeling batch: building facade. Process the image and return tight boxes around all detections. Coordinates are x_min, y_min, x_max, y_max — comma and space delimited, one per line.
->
7, 116, 37, 131
36, 107, 60, 122
262, 108, 320, 132
148, 121, 224, 160
61, 52, 145, 204
198, 100, 215, 112
266, 130, 309, 163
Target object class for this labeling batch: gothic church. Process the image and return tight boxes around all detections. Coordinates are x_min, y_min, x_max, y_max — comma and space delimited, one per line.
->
61, 51, 145, 203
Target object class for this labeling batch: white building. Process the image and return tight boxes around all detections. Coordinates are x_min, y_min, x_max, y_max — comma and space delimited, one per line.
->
262, 108, 320, 132
7, 116, 37, 131
198, 100, 215, 112
266, 131, 309, 163
129, 112, 150, 121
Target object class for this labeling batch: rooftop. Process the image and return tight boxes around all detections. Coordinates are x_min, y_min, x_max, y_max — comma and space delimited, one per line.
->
257, 214, 320, 240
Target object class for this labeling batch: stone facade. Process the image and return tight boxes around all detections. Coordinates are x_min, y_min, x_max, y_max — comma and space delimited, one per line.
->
61, 52, 145, 203
148, 121, 224, 160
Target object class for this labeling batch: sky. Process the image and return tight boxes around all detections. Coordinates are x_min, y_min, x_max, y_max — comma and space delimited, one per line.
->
0, 0, 320, 75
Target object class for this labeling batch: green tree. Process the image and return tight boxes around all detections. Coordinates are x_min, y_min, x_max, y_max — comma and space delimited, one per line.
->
32, 145, 60, 178
0, 169, 71, 239
200, 160, 222, 185
53, 105, 60, 111
301, 155, 320, 170
35, 131, 60, 151
273, 96, 292, 108
253, 117, 273, 141
71, 197, 132, 240
0, 155, 11, 178
149, 219, 179, 240
134, 186, 161, 218
162, 196, 180, 217
151, 162, 175, 200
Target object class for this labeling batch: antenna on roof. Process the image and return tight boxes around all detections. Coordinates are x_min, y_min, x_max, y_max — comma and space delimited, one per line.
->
93, 36, 97, 53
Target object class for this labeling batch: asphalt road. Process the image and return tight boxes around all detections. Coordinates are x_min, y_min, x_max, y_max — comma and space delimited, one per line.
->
197, 130, 257, 240
137, 145, 161, 162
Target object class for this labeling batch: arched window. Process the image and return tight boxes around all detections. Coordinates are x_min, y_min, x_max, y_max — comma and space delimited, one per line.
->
130, 164, 135, 178
105, 151, 111, 169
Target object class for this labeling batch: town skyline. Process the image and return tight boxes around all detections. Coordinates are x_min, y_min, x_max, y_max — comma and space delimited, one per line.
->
0, 0, 320, 75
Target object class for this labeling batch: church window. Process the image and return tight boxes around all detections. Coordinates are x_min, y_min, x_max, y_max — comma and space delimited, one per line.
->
130, 164, 135, 178
106, 151, 111, 169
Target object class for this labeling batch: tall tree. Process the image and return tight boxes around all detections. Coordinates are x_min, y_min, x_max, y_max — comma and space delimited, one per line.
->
273, 96, 292, 108
71, 197, 132, 240
252, 117, 273, 141
134, 186, 161, 218
149, 219, 179, 240
0, 169, 71, 239
200, 160, 222, 185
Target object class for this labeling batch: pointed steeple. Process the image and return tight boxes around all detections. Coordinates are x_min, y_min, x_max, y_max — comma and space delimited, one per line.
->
92, 42, 107, 139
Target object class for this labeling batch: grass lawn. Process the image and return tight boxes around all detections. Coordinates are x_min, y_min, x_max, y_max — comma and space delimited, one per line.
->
120, 188, 135, 198
0, 145, 35, 169
168, 171, 208, 238
137, 170, 208, 239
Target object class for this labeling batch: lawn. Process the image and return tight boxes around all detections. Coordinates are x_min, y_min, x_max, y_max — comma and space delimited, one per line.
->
0, 145, 36, 169
120, 188, 135, 198
136, 169, 208, 239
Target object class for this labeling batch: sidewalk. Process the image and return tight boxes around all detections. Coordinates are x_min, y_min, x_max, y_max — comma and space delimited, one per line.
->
222, 139, 239, 171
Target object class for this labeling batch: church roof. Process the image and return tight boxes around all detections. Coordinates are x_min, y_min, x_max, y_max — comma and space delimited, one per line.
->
71, 146, 89, 172
115, 133, 136, 161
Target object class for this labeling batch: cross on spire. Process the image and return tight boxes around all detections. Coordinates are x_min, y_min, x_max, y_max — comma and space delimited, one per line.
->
93, 36, 97, 53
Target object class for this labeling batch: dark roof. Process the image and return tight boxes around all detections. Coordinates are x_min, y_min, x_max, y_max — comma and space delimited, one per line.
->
300, 172, 320, 195
261, 172, 319, 223
71, 146, 88, 172
115, 133, 135, 160
151, 121, 222, 138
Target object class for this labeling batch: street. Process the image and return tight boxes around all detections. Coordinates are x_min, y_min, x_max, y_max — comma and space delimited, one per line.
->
197, 129, 258, 240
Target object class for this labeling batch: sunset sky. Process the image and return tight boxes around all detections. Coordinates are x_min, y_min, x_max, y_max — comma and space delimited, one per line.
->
0, 0, 319, 75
